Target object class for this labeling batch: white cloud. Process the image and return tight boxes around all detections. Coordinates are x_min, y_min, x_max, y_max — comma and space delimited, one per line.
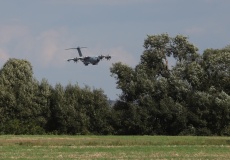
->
0, 24, 134, 69
37, 30, 62, 66
184, 26, 206, 35
0, 49, 10, 64
0, 24, 31, 64
0, 25, 29, 44
0, 24, 71, 68
36, 28, 75, 68
104, 47, 137, 67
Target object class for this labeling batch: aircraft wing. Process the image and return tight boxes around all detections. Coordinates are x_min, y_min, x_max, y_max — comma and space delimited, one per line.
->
99, 55, 111, 60
67, 57, 79, 62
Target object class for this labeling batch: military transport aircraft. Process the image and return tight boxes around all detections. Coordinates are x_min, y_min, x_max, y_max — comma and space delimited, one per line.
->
66, 47, 111, 66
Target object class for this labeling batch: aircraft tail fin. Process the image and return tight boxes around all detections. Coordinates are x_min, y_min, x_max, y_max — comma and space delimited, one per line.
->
77, 48, 82, 57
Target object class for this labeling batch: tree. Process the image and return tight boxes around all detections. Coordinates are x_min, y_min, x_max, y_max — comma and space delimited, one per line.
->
48, 83, 113, 135
187, 49, 230, 135
48, 83, 71, 134
202, 49, 230, 94
110, 34, 199, 135
35, 79, 52, 132
0, 58, 44, 134
64, 84, 90, 135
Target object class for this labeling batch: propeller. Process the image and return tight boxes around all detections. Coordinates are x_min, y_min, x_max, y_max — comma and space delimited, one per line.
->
105, 55, 111, 60
98, 55, 111, 60
67, 58, 79, 63
98, 55, 104, 59
73, 58, 80, 63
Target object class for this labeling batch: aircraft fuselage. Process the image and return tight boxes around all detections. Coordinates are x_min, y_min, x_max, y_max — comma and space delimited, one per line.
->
81, 56, 101, 65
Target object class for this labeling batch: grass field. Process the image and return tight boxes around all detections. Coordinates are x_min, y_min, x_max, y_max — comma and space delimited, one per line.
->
0, 135, 230, 159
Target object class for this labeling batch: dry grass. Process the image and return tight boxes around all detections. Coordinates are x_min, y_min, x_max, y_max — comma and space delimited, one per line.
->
0, 135, 230, 159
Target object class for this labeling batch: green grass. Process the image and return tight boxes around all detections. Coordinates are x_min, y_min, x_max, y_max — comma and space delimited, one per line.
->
0, 135, 230, 159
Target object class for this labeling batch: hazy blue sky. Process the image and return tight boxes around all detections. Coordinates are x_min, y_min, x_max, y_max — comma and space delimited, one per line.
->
0, 0, 229, 99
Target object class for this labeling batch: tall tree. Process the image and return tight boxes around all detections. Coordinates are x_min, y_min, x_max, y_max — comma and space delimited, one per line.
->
48, 83, 71, 134
187, 48, 230, 135
111, 34, 200, 135
0, 58, 44, 134
202, 49, 230, 94
35, 79, 52, 132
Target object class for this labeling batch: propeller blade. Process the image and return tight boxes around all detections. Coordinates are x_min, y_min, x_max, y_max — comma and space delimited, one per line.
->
105, 55, 111, 60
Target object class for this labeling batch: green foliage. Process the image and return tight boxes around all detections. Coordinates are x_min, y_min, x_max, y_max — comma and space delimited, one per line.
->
0, 58, 46, 134
46, 83, 113, 135
202, 49, 230, 94
111, 34, 230, 136
0, 35, 229, 136
111, 34, 199, 135
0, 58, 113, 135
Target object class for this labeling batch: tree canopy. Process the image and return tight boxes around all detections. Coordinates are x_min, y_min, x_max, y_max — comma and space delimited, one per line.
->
0, 59, 113, 135
0, 34, 229, 135
110, 34, 230, 135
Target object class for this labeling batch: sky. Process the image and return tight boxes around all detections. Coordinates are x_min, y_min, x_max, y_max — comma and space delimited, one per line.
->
0, 0, 230, 100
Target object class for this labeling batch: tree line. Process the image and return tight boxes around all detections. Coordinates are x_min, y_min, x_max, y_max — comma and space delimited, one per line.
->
0, 34, 229, 135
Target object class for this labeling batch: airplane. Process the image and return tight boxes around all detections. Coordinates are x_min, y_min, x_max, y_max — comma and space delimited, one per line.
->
65, 47, 111, 66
